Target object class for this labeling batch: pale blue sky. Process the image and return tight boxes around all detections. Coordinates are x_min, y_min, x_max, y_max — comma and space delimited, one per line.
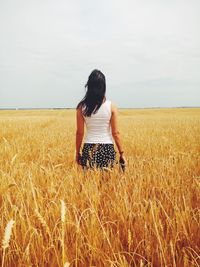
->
0, 0, 200, 108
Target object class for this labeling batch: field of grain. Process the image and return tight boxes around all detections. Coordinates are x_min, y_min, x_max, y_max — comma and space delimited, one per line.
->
0, 108, 199, 267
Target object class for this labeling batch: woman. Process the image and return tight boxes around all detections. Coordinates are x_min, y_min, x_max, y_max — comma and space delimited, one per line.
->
76, 69, 126, 170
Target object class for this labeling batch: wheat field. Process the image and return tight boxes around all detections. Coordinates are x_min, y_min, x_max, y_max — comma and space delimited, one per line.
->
0, 108, 199, 267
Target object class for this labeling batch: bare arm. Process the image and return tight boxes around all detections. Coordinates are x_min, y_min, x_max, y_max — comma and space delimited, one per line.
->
76, 108, 84, 163
110, 103, 124, 156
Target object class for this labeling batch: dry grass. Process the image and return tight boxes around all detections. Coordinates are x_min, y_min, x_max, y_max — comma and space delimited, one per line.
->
0, 108, 199, 267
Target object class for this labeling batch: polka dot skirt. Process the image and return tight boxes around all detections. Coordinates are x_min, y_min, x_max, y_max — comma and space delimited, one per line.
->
81, 143, 116, 169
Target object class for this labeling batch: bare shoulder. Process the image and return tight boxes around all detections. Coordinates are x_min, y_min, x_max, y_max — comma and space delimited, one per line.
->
76, 106, 84, 117
76, 107, 81, 113
111, 102, 118, 114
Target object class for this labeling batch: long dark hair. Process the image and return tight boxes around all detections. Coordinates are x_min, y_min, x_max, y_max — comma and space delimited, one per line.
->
77, 69, 106, 117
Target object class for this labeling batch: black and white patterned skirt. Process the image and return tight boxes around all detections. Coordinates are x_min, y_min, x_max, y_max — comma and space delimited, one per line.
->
81, 143, 116, 169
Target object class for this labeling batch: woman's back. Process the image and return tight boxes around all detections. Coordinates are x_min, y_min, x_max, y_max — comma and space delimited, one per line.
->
83, 100, 113, 144
76, 69, 125, 170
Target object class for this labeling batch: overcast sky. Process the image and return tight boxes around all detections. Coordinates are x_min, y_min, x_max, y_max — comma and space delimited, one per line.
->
0, 0, 200, 108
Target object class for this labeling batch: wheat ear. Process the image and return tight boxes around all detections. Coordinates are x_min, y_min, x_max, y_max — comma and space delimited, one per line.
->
61, 200, 67, 265
35, 209, 50, 236
2, 219, 15, 267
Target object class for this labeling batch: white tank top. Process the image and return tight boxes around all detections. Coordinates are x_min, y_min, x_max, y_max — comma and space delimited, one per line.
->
83, 100, 113, 144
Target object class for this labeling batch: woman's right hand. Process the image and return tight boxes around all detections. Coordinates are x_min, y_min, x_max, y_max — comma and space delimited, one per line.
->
119, 154, 127, 172
120, 154, 127, 163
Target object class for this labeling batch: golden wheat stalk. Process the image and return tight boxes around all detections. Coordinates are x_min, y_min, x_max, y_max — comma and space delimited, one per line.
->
35, 208, 50, 236
150, 201, 167, 266
2, 219, 15, 267
61, 200, 66, 223
24, 242, 30, 264
29, 172, 38, 210
60, 200, 67, 266
11, 154, 17, 165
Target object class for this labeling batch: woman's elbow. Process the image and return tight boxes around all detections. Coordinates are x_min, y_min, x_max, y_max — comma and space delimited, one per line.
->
112, 131, 120, 139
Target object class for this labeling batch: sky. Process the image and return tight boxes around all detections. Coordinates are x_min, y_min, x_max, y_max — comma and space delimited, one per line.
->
0, 0, 200, 108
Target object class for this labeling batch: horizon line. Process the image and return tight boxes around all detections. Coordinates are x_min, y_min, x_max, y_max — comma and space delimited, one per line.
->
0, 106, 200, 110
